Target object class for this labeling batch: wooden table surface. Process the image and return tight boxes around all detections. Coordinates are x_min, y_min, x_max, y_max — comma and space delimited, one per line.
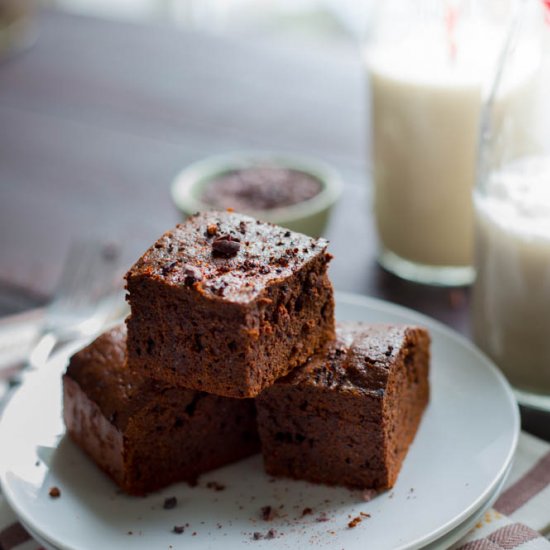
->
1, 9, 547, 437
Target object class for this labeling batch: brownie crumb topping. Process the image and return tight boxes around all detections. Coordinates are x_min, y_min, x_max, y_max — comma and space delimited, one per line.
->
161, 261, 178, 276
182, 265, 203, 286
48, 486, 61, 498
173, 525, 185, 534
281, 323, 424, 395
212, 234, 241, 258
127, 211, 330, 304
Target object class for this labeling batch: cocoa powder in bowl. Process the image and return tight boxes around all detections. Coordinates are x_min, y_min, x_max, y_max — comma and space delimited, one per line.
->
200, 166, 322, 213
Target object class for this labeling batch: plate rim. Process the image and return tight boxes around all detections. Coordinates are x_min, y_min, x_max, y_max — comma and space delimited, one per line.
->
0, 292, 520, 550
423, 462, 512, 550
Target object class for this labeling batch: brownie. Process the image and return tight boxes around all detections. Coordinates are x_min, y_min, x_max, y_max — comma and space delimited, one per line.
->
63, 325, 260, 496
125, 211, 335, 398
256, 323, 430, 491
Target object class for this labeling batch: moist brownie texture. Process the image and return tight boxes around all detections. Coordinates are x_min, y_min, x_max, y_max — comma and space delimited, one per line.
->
256, 323, 430, 491
125, 211, 335, 398
63, 325, 260, 496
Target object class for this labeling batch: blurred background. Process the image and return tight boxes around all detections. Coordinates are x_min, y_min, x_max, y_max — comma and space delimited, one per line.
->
1, 0, 381, 316
43, 0, 370, 45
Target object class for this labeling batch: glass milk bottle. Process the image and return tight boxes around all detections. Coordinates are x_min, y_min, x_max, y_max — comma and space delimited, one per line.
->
473, 0, 550, 410
364, 1, 524, 285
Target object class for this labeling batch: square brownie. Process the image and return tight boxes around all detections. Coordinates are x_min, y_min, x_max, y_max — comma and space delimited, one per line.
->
63, 325, 260, 496
125, 211, 335, 398
256, 323, 430, 491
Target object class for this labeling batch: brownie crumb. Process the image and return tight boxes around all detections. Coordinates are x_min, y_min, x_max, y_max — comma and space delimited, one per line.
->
348, 516, 362, 528
301, 507, 313, 517
182, 265, 203, 286
260, 505, 277, 521
360, 512, 371, 518
206, 481, 226, 491
252, 529, 278, 541
163, 496, 178, 510
48, 486, 61, 498
161, 261, 178, 276
173, 525, 185, 534
212, 235, 241, 257
315, 513, 329, 523
207, 224, 218, 236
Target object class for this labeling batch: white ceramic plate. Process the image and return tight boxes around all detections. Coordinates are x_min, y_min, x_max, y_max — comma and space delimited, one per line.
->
0, 292, 519, 550
424, 464, 511, 550
19, 458, 514, 550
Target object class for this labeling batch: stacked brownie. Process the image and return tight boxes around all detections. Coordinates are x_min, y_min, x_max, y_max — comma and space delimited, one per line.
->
63, 210, 430, 496
256, 323, 430, 491
63, 325, 260, 495
125, 210, 335, 397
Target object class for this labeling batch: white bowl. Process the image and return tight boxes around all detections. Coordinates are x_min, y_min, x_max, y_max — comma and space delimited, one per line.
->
170, 152, 342, 237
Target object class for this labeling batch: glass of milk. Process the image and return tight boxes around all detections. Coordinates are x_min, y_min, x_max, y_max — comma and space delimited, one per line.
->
472, 0, 550, 411
365, 1, 527, 285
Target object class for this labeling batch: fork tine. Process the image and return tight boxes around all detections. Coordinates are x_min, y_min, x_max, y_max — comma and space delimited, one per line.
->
44, 240, 121, 335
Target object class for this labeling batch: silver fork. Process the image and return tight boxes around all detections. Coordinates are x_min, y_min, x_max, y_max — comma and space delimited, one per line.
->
26, 240, 123, 370
0, 241, 123, 412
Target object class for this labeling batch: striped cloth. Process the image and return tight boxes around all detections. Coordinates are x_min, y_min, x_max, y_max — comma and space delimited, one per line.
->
451, 432, 550, 550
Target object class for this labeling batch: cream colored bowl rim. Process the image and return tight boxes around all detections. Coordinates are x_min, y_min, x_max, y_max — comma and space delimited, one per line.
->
170, 151, 343, 224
